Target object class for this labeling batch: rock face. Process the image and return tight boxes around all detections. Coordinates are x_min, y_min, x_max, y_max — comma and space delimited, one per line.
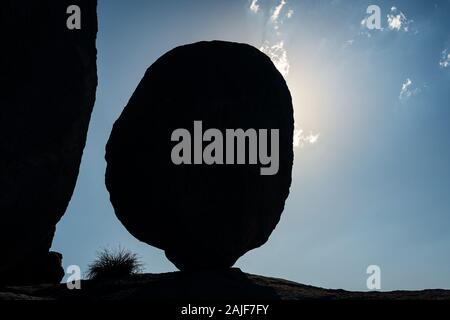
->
0, 1, 97, 284
4, 252, 65, 286
106, 41, 294, 270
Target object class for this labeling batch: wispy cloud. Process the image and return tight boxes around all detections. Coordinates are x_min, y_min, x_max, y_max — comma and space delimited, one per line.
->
293, 129, 320, 148
286, 9, 294, 18
399, 78, 412, 99
249, 0, 259, 14
399, 78, 420, 101
249, 0, 293, 77
387, 7, 412, 32
439, 49, 450, 68
260, 41, 290, 76
271, 0, 287, 24
248, 1, 316, 143
360, 18, 367, 27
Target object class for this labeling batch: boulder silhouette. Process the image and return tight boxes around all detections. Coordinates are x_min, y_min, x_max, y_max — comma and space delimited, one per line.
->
0, 0, 97, 284
106, 41, 293, 270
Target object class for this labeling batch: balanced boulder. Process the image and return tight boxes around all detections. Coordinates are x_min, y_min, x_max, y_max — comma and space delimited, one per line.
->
106, 41, 293, 270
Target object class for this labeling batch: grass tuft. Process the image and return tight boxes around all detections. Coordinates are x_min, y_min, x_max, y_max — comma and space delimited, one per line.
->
86, 247, 143, 281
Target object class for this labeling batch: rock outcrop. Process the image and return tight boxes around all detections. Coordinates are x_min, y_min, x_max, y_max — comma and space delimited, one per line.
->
2, 269, 450, 301
106, 41, 294, 270
0, 0, 97, 284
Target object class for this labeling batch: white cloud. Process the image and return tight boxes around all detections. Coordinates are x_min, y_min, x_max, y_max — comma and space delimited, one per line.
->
271, 0, 286, 23
400, 78, 412, 97
249, 0, 294, 77
387, 14, 402, 30
286, 9, 294, 18
248, 2, 318, 149
399, 78, 420, 101
439, 49, 450, 68
306, 133, 320, 145
260, 41, 290, 76
387, 7, 412, 32
293, 129, 320, 148
249, 0, 259, 14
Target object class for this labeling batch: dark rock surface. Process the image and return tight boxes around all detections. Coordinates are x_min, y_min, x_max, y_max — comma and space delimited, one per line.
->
0, 1, 97, 284
3, 252, 65, 286
1, 269, 450, 301
106, 41, 294, 270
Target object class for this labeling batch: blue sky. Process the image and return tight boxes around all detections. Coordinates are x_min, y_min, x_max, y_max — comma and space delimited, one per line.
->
52, 0, 450, 291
